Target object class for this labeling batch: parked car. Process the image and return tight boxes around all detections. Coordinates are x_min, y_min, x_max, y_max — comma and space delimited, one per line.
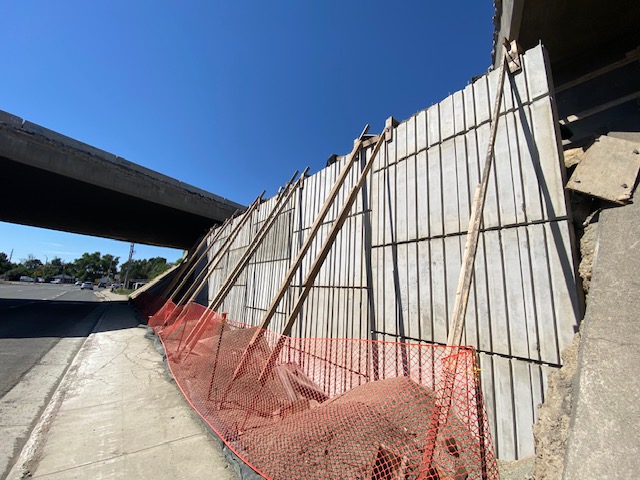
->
80, 282, 94, 290
51, 279, 61, 284
97, 282, 108, 288
75, 281, 82, 286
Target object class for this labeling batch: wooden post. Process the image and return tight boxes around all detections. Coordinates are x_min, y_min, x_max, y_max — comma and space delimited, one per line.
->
446, 48, 511, 347
175, 192, 265, 307
164, 213, 237, 302
225, 125, 376, 382
256, 127, 388, 383
177, 169, 308, 357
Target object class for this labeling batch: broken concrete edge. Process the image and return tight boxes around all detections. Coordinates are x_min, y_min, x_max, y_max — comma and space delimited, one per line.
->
6, 304, 109, 480
143, 327, 265, 480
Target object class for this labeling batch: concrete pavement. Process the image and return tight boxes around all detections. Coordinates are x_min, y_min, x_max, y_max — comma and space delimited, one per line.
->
7, 292, 237, 480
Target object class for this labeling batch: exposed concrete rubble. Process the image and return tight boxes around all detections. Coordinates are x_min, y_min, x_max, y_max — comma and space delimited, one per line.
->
532, 331, 581, 479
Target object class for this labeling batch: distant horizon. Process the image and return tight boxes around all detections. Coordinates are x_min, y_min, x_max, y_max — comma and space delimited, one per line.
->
0, 221, 183, 266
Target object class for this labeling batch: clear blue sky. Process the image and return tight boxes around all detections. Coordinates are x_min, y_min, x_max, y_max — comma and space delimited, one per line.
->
0, 1, 494, 266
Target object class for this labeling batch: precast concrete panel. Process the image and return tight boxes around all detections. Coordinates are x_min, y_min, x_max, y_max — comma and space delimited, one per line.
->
202, 44, 580, 460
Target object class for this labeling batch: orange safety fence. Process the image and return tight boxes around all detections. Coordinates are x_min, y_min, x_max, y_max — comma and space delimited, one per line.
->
148, 299, 498, 480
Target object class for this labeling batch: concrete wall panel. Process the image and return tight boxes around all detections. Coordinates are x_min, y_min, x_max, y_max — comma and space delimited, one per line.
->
202, 45, 579, 461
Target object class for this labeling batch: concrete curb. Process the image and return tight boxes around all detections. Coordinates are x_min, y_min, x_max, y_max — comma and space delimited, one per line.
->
6, 304, 109, 480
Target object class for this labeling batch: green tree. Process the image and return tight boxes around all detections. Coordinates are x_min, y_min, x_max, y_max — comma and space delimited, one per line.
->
4, 265, 30, 281
21, 254, 43, 274
71, 252, 103, 281
0, 252, 14, 275
120, 257, 172, 282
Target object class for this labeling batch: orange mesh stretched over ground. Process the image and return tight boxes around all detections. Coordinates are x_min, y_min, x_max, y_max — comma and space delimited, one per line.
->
149, 300, 498, 480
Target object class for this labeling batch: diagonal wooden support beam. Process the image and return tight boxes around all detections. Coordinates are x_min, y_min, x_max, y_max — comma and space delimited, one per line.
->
446, 44, 514, 347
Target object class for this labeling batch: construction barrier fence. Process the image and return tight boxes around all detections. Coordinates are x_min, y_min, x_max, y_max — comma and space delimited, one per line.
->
144, 298, 498, 480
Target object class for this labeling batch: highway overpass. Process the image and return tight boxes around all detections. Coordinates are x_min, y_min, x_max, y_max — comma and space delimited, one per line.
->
0, 110, 245, 250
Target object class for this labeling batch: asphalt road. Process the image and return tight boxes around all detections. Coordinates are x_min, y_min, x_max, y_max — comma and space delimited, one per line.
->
0, 282, 104, 479
0, 283, 101, 398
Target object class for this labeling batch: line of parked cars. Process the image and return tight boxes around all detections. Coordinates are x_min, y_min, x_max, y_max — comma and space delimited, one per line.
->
72, 281, 122, 290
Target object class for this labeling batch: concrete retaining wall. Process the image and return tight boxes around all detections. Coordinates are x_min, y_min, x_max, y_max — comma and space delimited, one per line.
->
204, 44, 581, 460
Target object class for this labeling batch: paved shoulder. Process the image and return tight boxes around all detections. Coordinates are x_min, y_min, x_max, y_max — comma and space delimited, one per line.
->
8, 303, 236, 480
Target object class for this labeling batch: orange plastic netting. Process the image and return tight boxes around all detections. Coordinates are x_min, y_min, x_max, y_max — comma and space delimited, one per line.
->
146, 300, 498, 480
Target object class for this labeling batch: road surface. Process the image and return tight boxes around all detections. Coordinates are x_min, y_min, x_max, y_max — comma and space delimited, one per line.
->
0, 282, 104, 479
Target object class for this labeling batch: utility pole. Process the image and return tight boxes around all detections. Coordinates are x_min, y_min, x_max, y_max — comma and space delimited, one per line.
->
123, 243, 135, 289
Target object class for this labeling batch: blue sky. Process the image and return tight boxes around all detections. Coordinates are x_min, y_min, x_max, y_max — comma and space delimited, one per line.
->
0, 1, 494, 266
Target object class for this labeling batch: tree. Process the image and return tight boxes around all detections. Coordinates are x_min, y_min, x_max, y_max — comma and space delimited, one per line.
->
4, 265, 30, 281
0, 252, 14, 275
120, 257, 172, 282
71, 252, 104, 281
21, 254, 43, 274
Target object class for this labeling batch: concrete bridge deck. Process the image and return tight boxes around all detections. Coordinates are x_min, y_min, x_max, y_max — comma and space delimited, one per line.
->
0, 110, 245, 249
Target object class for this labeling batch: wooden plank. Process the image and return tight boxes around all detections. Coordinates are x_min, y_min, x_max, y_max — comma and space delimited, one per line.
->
447, 51, 509, 347
555, 48, 640, 93
175, 193, 264, 306
255, 131, 389, 382
566, 135, 640, 204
